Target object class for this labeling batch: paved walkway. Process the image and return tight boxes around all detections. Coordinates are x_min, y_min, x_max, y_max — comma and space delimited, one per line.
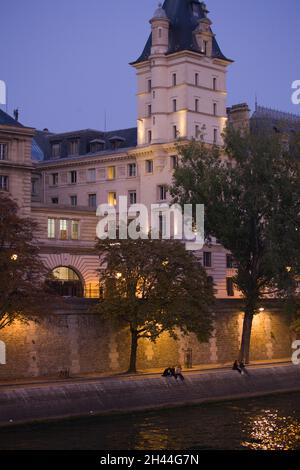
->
0, 358, 291, 388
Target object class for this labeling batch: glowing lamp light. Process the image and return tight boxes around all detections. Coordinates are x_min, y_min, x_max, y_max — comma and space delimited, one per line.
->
115, 273, 122, 279
286, 266, 292, 273
259, 307, 265, 313
11, 254, 18, 261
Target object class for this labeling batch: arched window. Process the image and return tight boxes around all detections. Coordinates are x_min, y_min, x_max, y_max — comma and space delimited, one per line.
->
48, 266, 83, 298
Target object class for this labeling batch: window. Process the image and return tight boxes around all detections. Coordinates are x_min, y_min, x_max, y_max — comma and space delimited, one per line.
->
213, 103, 217, 116
51, 197, 59, 204
207, 276, 214, 287
173, 125, 178, 139
226, 278, 235, 297
69, 171, 77, 184
51, 143, 60, 158
88, 193, 97, 209
146, 160, 153, 173
108, 192, 117, 206
47, 219, 55, 239
170, 155, 178, 170
148, 130, 152, 144
148, 79, 152, 93
0, 175, 8, 191
148, 104, 152, 117
128, 163, 137, 177
153, 90, 156, 99
173, 99, 177, 112
31, 179, 38, 196
226, 254, 235, 269
70, 195, 77, 207
0, 143, 8, 160
90, 140, 105, 153
172, 73, 177, 87
68, 139, 79, 156
71, 221, 79, 240
203, 252, 212, 268
158, 185, 167, 201
195, 73, 199, 86
87, 168, 96, 182
60, 220, 68, 240
52, 173, 58, 186
213, 77, 217, 91
107, 166, 116, 180
213, 129, 218, 144
195, 125, 200, 139
158, 28, 162, 39
203, 40, 208, 55
129, 191, 137, 205
195, 99, 199, 112
153, 116, 156, 125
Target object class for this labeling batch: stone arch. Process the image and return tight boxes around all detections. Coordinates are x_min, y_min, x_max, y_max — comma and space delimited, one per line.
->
48, 266, 84, 298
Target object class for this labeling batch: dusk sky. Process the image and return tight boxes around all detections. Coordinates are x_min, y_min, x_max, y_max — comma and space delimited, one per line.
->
1, 0, 299, 133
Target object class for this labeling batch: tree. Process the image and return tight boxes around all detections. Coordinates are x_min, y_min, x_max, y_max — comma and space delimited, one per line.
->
94, 238, 214, 373
0, 193, 52, 330
171, 128, 300, 363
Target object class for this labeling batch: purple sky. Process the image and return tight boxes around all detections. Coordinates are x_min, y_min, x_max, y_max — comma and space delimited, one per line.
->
1, 0, 299, 133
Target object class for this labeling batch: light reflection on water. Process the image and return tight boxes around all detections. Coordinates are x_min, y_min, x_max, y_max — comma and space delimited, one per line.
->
242, 409, 300, 450
1, 393, 300, 450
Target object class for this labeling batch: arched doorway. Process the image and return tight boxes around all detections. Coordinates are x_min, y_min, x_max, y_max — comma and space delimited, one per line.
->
48, 266, 84, 298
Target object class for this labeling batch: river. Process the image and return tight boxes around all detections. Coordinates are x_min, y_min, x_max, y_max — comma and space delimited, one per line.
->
0, 392, 300, 450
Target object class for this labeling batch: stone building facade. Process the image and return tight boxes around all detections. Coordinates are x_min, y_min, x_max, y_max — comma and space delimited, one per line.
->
0, 0, 297, 378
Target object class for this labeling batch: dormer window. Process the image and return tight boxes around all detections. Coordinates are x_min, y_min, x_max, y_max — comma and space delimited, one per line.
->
51, 142, 61, 159
68, 139, 79, 156
90, 139, 105, 153
109, 135, 126, 150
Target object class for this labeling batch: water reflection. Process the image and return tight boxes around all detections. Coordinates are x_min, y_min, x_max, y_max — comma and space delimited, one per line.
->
1, 393, 300, 450
242, 409, 300, 450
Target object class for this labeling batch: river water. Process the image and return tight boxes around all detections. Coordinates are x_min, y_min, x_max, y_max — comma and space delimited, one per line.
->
1, 392, 300, 450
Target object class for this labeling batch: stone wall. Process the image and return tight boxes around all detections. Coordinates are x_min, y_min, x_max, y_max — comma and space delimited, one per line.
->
0, 300, 293, 380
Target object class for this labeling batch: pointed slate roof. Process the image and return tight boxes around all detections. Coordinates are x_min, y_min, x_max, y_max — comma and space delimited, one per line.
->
132, 0, 232, 64
0, 108, 24, 128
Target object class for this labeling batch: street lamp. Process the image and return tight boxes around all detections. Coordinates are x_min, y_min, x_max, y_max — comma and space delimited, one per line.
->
10, 254, 18, 261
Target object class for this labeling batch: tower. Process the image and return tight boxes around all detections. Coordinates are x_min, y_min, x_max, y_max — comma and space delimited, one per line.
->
131, 0, 233, 146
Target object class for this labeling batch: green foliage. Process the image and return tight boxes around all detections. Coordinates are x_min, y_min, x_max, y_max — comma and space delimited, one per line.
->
0, 193, 52, 330
93, 238, 214, 371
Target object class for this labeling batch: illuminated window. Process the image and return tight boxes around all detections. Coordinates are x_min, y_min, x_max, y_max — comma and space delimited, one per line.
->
107, 166, 116, 180
60, 219, 68, 240
108, 192, 117, 206
71, 221, 79, 240
47, 219, 55, 239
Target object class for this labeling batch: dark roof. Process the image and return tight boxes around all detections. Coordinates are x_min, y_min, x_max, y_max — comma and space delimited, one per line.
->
34, 127, 137, 161
251, 105, 300, 134
0, 109, 24, 128
132, 0, 231, 65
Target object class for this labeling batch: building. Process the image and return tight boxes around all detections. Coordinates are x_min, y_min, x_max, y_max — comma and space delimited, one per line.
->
0, 0, 296, 378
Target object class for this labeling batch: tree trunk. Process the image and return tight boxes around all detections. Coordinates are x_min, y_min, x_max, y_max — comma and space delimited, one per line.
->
127, 329, 138, 373
239, 309, 254, 364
